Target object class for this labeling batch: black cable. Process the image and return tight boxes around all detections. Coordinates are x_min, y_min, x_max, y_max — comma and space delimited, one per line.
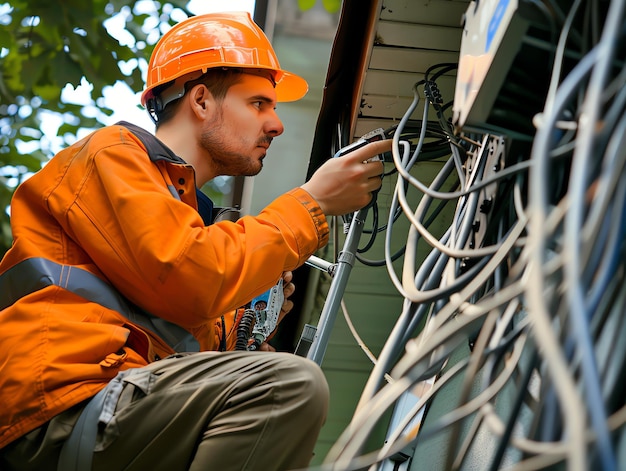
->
356, 177, 458, 267
235, 309, 254, 351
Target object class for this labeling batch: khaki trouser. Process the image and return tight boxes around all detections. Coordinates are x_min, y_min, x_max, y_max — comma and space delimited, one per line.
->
0, 351, 329, 471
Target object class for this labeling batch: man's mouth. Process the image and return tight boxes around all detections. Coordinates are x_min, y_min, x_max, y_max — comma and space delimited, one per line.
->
257, 137, 272, 150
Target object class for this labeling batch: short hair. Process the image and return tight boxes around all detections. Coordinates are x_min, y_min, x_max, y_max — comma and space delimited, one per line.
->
154, 68, 245, 128
153, 68, 276, 128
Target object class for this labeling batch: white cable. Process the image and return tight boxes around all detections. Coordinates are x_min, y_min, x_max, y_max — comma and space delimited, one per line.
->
339, 296, 395, 385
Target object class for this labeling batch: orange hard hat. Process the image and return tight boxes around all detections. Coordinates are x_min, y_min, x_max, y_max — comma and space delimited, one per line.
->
140, 11, 308, 108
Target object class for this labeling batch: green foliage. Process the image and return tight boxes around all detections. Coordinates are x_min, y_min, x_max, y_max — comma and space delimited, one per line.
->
297, 0, 341, 14
0, 0, 192, 255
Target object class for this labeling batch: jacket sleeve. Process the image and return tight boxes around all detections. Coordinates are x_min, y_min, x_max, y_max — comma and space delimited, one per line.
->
47, 132, 329, 330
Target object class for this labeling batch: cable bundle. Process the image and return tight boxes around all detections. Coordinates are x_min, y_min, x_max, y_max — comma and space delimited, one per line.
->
318, 1, 626, 469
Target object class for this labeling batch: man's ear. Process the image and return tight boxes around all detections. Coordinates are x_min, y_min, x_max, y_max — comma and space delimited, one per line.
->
188, 83, 213, 120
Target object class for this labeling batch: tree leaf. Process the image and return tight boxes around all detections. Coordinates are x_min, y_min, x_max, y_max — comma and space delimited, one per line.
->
297, 0, 317, 10
322, 0, 341, 13
50, 51, 84, 89
1, 0, 199, 255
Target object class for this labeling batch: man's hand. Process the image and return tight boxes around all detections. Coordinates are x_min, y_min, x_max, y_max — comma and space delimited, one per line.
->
301, 139, 391, 216
259, 271, 295, 352
278, 271, 295, 321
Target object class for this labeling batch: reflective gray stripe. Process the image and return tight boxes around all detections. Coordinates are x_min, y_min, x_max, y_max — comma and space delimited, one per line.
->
0, 258, 198, 352
1, 258, 130, 313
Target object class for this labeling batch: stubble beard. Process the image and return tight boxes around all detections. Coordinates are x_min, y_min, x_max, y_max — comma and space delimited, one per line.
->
200, 126, 264, 177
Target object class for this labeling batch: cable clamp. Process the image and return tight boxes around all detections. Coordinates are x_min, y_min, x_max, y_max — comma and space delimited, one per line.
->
337, 250, 355, 267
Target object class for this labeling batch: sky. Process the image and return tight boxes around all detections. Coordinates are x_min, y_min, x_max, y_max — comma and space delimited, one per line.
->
40, 0, 256, 151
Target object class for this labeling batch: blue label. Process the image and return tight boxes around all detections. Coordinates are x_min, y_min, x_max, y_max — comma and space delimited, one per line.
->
486, 0, 510, 52
251, 288, 271, 310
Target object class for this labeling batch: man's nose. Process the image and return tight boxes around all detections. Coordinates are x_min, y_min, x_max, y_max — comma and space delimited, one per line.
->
265, 110, 284, 137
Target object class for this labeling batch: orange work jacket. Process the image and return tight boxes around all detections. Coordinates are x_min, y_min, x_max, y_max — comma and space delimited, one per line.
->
0, 122, 329, 448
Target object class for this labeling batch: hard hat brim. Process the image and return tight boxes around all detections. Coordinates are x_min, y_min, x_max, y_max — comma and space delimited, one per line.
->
141, 66, 308, 107
275, 70, 309, 102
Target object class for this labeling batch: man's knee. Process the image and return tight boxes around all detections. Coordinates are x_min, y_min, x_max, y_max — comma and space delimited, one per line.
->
278, 354, 330, 416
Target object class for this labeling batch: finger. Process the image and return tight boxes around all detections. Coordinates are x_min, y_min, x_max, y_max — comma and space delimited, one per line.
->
259, 342, 276, 352
366, 179, 382, 194
283, 281, 295, 299
282, 271, 293, 284
342, 139, 392, 164
363, 160, 384, 178
280, 299, 294, 316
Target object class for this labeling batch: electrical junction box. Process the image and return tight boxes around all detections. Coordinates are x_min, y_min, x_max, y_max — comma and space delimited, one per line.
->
453, 0, 532, 132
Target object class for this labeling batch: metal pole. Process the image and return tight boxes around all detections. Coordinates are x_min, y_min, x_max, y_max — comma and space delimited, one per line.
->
307, 207, 368, 365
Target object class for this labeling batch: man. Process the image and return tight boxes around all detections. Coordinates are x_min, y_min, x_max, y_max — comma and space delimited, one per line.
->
0, 11, 389, 471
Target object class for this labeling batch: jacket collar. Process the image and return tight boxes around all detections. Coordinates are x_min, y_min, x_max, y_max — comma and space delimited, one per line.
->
116, 121, 186, 165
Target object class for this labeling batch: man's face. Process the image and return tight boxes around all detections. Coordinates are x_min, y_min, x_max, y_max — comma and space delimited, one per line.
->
200, 73, 284, 177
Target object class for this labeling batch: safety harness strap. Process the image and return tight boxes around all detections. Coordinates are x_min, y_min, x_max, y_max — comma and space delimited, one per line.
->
0, 257, 197, 352
0, 257, 130, 313
56, 367, 141, 471
56, 385, 108, 471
